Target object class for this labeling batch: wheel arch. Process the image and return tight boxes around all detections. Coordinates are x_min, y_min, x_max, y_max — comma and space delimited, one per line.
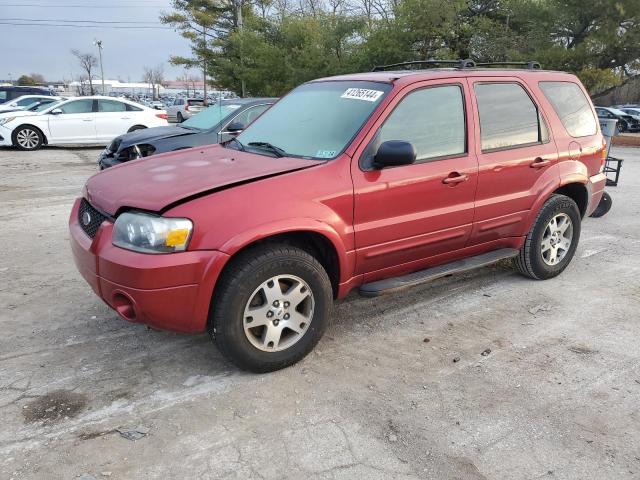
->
127, 125, 147, 133
554, 182, 589, 218
12, 123, 48, 146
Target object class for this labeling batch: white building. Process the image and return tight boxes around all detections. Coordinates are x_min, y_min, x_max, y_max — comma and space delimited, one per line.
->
68, 79, 164, 96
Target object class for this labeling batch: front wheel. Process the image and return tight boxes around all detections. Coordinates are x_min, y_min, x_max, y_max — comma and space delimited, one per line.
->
13, 126, 43, 150
209, 244, 333, 373
177, 112, 184, 123
515, 194, 581, 280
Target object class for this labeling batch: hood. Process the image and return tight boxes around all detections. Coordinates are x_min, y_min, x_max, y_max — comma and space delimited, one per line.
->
116, 125, 196, 149
86, 144, 320, 215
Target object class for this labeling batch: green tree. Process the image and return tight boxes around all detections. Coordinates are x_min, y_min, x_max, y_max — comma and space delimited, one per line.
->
17, 75, 36, 86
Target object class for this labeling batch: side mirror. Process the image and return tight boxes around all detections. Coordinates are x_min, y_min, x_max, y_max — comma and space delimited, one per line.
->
224, 121, 245, 135
373, 140, 416, 168
50, 108, 63, 115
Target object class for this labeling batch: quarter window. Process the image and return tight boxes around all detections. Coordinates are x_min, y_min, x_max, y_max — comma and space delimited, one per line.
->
59, 99, 94, 114
475, 83, 543, 151
378, 85, 466, 162
539, 81, 597, 137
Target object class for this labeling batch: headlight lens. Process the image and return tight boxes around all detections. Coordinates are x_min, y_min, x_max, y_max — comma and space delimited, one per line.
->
112, 212, 193, 254
0, 117, 16, 126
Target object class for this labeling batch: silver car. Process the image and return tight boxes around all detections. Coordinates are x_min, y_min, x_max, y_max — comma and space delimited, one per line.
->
166, 98, 207, 123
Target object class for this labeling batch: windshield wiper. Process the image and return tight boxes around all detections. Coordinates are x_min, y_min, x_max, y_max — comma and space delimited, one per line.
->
225, 137, 245, 151
247, 141, 286, 158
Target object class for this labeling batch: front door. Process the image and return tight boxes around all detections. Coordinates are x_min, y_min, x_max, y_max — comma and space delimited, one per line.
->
47, 99, 96, 143
352, 81, 478, 278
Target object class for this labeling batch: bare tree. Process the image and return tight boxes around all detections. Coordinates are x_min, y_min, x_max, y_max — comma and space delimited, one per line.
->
71, 50, 97, 95
29, 73, 46, 84
143, 64, 165, 100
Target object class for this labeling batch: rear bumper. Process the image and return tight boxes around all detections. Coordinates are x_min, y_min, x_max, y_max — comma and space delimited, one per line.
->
69, 198, 229, 332
586, 172, 607, 216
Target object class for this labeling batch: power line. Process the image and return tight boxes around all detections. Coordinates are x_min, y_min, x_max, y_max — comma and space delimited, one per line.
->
0, 21, 174, 29
0, 3, 170, 8
1, 18, 165, 24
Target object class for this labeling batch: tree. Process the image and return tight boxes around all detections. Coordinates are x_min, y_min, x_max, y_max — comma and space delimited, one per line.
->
143, 64, 165, 99
71, 50, 98, 95
17, 75, 36, 86
30, 73, 46, 84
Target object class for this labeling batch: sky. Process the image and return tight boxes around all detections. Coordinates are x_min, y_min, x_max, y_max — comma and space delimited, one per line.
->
0, 0, 193, 82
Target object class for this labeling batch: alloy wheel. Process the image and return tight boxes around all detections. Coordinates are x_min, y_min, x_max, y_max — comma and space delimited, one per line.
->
16, 129, 40, 149
540, 213, 573, 266
243, 274, 314, 352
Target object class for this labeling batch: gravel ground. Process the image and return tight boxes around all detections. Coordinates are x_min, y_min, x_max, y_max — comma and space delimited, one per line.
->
1, 146, 639, 480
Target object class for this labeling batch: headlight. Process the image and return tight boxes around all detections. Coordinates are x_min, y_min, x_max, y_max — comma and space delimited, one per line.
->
0, 117, 16, 126
112, 212, 193, 254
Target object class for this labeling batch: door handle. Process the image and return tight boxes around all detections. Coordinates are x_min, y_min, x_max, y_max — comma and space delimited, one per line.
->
442, 172, 468, 185
120, 117, 131, 120
82, 118, 93, 122
530, 157, 550, 169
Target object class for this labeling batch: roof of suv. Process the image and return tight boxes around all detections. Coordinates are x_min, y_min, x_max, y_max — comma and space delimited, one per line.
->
312, 69, 577, 86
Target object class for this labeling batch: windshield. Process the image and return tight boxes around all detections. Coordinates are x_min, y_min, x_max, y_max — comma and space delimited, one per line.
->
182, 104, 242, 130
37, 100, 63, 112
608, 108, 627, 116
236, 81, 392, 159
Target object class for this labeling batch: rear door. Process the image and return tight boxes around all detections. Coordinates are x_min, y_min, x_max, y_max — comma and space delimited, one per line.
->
352, 80, 478, 277
467, 78, 558, 245
47, 99, 97, 143
95, 99, 131, 142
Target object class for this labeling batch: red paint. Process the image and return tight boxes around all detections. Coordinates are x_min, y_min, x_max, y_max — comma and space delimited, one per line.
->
70, 69, 605, 333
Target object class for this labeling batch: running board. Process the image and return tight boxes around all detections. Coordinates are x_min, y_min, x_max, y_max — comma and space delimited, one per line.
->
359, 248, 519, 297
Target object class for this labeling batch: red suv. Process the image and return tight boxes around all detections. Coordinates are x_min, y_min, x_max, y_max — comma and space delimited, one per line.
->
70, 61, 607, 372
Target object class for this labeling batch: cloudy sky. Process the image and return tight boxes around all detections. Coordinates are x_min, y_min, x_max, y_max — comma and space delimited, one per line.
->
0, 0, 192, 82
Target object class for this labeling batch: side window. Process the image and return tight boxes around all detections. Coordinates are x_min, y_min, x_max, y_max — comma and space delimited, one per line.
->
98, 100, 127, 112
17, 97, 38, 106
377, 85, 466, 162
539, 81, 597, 137
0, 91, 7, 101
59, 99, 94, 114
226, 105, 270, 130
126, 104, 142, 112
475, 83, 543, 151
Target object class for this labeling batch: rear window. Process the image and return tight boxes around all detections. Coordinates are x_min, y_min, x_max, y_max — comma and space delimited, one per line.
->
475, 83, 546, 151
539, 81, 597, 137
187, 99, 205, 106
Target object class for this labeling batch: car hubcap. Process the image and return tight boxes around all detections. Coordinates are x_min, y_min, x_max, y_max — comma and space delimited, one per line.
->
243, 274, 314, 352
17, 129, 39, 149
541, 213, 573, 266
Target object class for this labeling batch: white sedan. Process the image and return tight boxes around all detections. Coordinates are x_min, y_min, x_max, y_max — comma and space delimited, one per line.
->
0, 95, 61, 113
0, 96, 168, 150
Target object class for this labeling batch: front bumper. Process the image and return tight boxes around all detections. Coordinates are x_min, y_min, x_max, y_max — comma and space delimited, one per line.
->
69, 198, 229, 332
0, 125, 14, 146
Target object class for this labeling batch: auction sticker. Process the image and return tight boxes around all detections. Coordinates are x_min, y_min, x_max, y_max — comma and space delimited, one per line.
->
341, 88, 384, 102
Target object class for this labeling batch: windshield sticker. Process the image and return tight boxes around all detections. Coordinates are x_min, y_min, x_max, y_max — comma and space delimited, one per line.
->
315, 150, 337, 158
341, 88, 384, 102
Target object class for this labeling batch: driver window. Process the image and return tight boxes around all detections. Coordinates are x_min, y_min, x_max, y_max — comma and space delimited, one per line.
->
59, 99, 94, 114
378, 85, 466, 163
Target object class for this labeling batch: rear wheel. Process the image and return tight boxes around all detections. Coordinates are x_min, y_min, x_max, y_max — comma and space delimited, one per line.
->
177, 112, 184, 123
590, 191, 612, 218
515, 194, 581, 280
13, 125, 43, 151
209, 244, 333, 373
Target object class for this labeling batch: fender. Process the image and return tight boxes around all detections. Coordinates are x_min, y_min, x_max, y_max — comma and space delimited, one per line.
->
218, 217, 354, 285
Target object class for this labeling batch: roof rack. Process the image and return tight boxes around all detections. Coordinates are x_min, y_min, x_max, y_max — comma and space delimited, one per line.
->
371, 59, 476, 72
371, 59, 542, 72
474, 61, 541, 70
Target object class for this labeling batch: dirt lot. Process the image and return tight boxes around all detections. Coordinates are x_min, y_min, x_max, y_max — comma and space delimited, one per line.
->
1, 146, 639, 480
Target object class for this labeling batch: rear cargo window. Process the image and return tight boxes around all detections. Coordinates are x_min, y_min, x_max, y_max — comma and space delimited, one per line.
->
188, 99, 205, 106
475, 83, 543, 151
539, 81, 597, 137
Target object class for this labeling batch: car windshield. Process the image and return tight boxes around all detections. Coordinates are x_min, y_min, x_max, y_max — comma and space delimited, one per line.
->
37, 100, 63, 112
182, 104, 242, 130
236, 81, 392, 159
608, 108, 627, 116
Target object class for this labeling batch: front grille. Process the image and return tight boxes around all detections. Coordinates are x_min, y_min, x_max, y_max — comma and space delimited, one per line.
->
78, 199, 107, 238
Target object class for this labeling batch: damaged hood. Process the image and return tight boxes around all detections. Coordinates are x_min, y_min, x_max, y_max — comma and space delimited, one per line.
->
85, 144, 320, 215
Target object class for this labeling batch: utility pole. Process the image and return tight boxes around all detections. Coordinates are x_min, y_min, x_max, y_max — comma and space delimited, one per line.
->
202, 26, 207, 102
94, 39, 105, 95
236, 0, 246, 97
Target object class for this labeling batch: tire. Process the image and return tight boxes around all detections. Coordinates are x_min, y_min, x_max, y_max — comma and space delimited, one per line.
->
12, 125, 44, 151
590, 191, 612, 218
515, 194, 581, 280
177, 112, 184, 123
617, 122, 624, 133
127, 125, 146, 133
209, 244, 333, 373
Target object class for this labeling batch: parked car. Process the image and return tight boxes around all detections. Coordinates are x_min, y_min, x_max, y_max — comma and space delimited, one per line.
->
595, 106, 640, 132
0, 96, 168, 150
167, 97, 207, 122
98, 98, 276, 169
0, 95, 63, 113
619, 107, 640, 120
70, 63, 607, 372
0, 86, 54, 103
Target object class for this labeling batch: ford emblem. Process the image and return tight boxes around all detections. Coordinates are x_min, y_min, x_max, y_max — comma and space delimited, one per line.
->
82, 211, 92, 226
